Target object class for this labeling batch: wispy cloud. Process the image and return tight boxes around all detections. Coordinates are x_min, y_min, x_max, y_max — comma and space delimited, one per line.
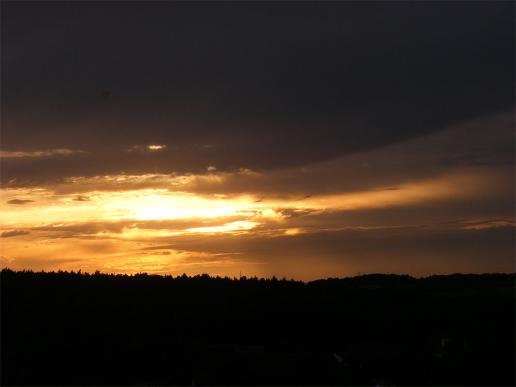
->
461, 219, 515, 230
0, 149, 86, 158
1, 229, 30, 238
7, 199, 34, 205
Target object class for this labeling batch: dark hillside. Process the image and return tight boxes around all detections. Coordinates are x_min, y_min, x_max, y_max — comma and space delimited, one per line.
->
1, 269, 514, 385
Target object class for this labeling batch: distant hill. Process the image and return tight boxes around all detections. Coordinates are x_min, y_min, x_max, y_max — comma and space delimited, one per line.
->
2, 269, 514, 386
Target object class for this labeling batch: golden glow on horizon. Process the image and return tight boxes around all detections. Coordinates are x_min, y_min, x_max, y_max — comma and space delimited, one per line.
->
0, 234, 241, 276
1, 168, 512, 278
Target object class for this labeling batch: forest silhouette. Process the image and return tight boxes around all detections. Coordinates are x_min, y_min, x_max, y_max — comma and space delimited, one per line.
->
1, 269, 514, 385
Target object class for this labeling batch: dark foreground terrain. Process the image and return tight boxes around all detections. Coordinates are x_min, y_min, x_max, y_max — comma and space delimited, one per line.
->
1, 269, 515, 386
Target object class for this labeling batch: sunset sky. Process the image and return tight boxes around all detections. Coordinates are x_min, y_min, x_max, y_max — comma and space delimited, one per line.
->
1, 1, 514, 279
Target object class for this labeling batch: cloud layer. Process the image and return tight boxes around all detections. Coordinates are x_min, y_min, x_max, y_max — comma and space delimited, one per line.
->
1, 2, 514, 278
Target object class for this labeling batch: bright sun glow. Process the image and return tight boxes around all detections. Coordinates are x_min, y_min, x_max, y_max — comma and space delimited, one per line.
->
0, 187, 282, 230
120, 190, 253, 221
0, 169, 506, 277
0, 171, 484, 230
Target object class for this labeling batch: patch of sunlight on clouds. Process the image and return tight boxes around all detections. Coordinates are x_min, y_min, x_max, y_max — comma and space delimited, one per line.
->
284, 228, 304, 236
186, 221, 259, 234
146, 144, 166, 151
127, 144, 167, 153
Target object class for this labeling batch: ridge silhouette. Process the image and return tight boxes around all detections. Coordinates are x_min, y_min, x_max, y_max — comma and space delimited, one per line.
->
1, 269, 514, 385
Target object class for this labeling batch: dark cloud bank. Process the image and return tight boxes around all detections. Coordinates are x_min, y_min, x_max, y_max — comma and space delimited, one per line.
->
1, 1, 514, 183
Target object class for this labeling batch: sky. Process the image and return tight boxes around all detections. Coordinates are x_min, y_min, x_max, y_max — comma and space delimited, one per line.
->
1, 1, 514, 280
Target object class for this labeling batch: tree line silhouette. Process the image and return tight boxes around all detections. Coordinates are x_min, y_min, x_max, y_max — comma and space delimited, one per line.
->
1, 269, 514, 385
